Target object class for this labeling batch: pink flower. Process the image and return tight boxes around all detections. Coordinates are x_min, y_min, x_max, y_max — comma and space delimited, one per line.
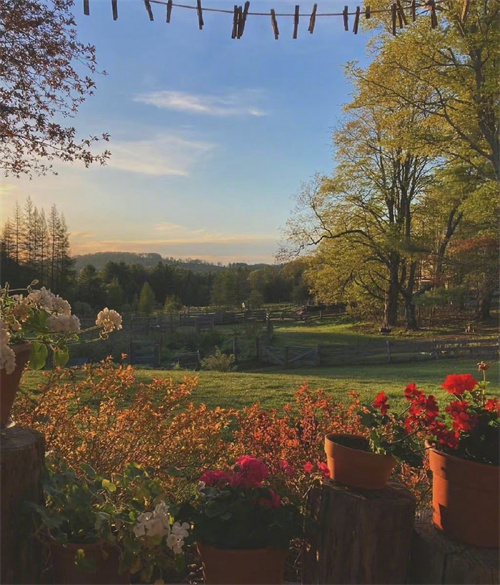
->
231, 456, 269, 488
200, 470, 231, 487
303, 461, 314, 474
279, 460, 296, 477
317, 461, 330, 479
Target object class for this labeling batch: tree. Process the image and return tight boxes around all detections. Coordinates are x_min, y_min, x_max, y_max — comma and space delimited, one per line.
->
0, 0, 110, 176
138, 281, 156, 315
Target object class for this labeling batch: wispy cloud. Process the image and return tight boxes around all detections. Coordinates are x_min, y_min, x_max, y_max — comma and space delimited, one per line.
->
133, 89, 267, 117
105, 134, 215, 176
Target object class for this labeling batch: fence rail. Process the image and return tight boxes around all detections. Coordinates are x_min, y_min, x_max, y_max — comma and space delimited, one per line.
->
258, 337, 499, 368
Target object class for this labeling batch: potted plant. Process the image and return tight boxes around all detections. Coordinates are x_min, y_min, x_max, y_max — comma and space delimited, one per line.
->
403, 364, 499, 547
179, 455, 305, 584
29, 461, 189, 584
0, 282, 122, 427
325, 391, 424, 489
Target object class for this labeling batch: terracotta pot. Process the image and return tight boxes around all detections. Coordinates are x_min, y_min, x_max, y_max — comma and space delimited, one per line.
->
0, 343, 31, 428
50, 540, 129, 584
428, 445, 499, 548
197, 542, 287, 584
324, 433, 396, 489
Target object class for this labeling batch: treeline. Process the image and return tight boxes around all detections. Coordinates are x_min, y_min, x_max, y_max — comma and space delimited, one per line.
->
1, 199, 309, 314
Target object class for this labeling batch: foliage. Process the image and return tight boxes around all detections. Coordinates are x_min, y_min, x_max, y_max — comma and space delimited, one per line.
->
403, 363, 499, 465
200, 348, 236, 372
0, 0, 109, 177
178, 456, 305, 551
138, 282, 156, 315
0, 282, 121, 371
29, 461, 188, 582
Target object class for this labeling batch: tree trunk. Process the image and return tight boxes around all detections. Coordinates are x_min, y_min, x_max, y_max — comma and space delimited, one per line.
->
302, 479, 416, 584
476, 287, 493, 321
383, 264, 400, 328
408, 510, 499, 584
404, 299, 419, 331
0, 426, 45, 584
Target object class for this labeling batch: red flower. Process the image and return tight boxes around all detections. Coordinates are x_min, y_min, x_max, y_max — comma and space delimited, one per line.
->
303, 461, 314, 474
424, 395, 439, 421
373, 392, 389, 415
317, 461, 330, 479
404, 383, 424, 402
485, 397, 500, 413
232, 456, 269, 488
258, 490, 281, 508
200, 470, 232, 487
477, 361, 490, 372
442, 374, 478, 396
429, 420, 460, 449
445, 400, 478, 432
279, 460, 296, 477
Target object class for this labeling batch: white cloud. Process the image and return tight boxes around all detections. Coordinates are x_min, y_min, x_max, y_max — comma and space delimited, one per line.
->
133, 90, 267, 117
105, 134, 215, 176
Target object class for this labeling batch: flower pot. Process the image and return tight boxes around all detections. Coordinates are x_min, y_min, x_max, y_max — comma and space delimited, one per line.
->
50, 541, 129, 584
196, 542, 287, 584
324, 433, 396, 489
427, 445, 499, 548
0, 343, 31, 428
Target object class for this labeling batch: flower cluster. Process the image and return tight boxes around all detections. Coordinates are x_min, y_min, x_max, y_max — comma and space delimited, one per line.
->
0, 282, 122, 372
180, 456, 305, 550
399, 367, 499, 465
134, 501, 189, 555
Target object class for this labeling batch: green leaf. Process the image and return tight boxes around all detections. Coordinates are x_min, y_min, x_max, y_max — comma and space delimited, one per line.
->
53, 347, 69, 367
102, 479, 117, 493
80, 464, 97, 479
29, 342, 48, 370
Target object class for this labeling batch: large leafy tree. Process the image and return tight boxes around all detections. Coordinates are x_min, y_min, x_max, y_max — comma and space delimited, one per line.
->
0, 0, 110, 176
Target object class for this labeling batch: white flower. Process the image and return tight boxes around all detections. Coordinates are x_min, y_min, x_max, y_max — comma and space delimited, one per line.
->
171, 522, 190, 539
96, 308, 123, 333
134, 501, 171, 539
26, 287, 56, 312
47, 314, 81, 334
52, 296, 72, 316
0, 343, 16, 375
0, 321, 11, 345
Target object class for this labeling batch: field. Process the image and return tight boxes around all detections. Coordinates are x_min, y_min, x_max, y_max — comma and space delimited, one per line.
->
20, 357, 499, 412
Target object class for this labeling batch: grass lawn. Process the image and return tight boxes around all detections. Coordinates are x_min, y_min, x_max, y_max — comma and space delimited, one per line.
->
21, 357, 499, 412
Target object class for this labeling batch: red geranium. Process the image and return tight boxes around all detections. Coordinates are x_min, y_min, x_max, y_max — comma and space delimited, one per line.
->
373, 392, 389, 415
442, 374, 478, 396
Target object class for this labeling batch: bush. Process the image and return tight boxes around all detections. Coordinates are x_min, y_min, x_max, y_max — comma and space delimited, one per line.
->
200, 348, 236, 372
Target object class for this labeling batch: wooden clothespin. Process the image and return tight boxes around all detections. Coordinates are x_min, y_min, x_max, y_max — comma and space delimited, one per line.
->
83, 0, 90, 16
343, 6, 349, 31
308, 3, 317, 33
396, 0, 407, 26
430, 0, 438, 28
232, 4, 238, 38
166, 0, 173, 22
238, 2, 250, 38
461, 0, 470, 22
365, 5, 371, 18
353, 6, 360, 33
197, 0, 204, 29
111, 0, 118, 20
410, 0, 416, 22
391, 3, 397, 34
144, 0, 154, 21
293, 5, 299, 39
270, 8, 279, 39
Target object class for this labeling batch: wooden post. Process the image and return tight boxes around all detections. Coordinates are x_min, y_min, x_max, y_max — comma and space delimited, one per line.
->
408, 510, 499, 584
1, 427, 45, 584
303, 479, 416, 584
386, 340, 392, 363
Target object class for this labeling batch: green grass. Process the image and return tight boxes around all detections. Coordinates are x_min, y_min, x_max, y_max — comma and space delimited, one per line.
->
20, 357, 499, 412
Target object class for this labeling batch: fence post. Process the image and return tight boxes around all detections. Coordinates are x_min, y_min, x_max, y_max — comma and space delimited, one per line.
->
284, 346, 289, 368
316, 345, 321, 366
386, 340, 392, 363
434, 340, 439, 359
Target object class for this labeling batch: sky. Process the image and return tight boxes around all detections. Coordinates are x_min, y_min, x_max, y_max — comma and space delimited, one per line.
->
1, 0, 374, 265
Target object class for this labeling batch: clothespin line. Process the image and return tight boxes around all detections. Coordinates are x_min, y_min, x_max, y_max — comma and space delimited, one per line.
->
238, 1, 250, 37
83, 0, 90, 15
270, 8, 279, 39
343, 5, 349, 30
112, 0, 118, 20
365, 5, 371, 18
396, 0, 407, 26
391, 2, 397, 34
144, 0, 154, 20
461, 0, 470, 22
197, 0, 204, 29
410, 0, 416, 21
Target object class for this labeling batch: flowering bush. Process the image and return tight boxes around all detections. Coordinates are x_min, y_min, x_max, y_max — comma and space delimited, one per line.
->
0, 282, 122, 373
403, 364, 499, 465
178, 456, 305, 551
29, 461, 188, 583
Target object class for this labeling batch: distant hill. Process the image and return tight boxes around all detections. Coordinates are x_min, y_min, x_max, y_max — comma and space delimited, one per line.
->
72, 252, 272, 273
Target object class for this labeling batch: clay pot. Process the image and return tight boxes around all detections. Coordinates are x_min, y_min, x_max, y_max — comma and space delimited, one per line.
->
324, 433, 396, 489
197, 542, 287, 584
428, 445, 499, 548
0, 343, 32, 428
50, 540, 129, 584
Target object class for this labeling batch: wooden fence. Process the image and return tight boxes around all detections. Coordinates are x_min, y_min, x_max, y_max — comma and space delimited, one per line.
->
258, 337, 499, 368
129, 341, 161, 367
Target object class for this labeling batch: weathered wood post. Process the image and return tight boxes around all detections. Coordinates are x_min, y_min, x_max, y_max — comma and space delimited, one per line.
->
408, 510, 499, 584
303, 479, 416, 584
1, 426, 45, 584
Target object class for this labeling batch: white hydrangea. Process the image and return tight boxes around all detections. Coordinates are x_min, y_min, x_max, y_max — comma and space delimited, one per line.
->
47, 314, 81, 334
26, 287, 56, 312
52, 295, 72, 316
166, 522, 190, 554
96, 308, 123, 333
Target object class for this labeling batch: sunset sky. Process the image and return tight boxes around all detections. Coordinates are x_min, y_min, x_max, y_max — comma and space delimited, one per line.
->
1, 0, 373, 264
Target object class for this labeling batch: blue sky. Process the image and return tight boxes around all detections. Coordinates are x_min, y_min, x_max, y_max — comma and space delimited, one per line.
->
2, 0, 373, 264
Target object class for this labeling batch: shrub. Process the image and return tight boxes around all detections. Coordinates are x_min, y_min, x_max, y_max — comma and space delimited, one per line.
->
200, 348, 236, 372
